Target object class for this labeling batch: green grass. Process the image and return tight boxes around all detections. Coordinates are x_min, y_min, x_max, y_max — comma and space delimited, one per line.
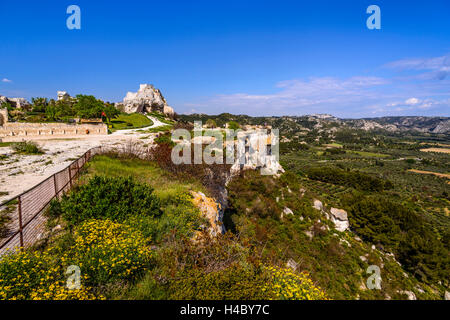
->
11, 141, 44, 155
323, 143, 343, 148
147, 112, 175, 125
141, 124, 173, 134
0, 142, 13, 148
109, 113, 153, 132
81, 155, 207, 203
347, 150, 390, 158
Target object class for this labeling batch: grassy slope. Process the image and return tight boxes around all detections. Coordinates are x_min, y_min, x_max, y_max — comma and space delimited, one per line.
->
225, 170, 442, 300
80, 155, 207, 202
109, 113, 153, 131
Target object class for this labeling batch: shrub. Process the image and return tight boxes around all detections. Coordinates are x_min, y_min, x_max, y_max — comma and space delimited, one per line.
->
11, 141, 43, 155
125, 192, 204, 242
67, 219, 153, 286
263, 266, 328, 300
0, 248, 100, 300
227, 121, 240, 130
0, 210, 11, 238
205, 119, 217, 128
169, 263, 272, 300
0, 219, 151, 299
58, 175, 161, 226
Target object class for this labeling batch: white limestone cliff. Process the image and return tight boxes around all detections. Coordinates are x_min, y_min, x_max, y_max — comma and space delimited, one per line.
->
117, 84, 174, 116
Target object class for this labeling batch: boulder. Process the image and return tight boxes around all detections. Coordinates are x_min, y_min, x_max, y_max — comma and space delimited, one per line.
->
281, 208, 294, 218
313, 199, 323, 211
398, 290, 417, 300
445, 291, 450, 300
0, 95, 30, 109
330, 207, 349, 232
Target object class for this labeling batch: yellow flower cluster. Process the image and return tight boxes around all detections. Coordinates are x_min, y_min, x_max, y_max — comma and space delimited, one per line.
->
263, 266, 328, 300
30, 284, 104, 300
0, 219, 151, 300
0, 248, 101, 300
70, 219, 152, 281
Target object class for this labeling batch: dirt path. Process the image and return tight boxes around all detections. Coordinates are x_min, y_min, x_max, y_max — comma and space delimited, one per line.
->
420, 148, 450, 154
110, 116, 166, 135
408, 169, 450, 183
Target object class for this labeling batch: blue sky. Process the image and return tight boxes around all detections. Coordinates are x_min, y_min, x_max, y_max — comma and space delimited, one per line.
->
0, 0, 449, 118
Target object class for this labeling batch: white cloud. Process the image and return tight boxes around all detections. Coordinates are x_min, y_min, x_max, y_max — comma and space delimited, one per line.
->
405, 98, 420, 105
385, 54, 450, 80
184, 76, 390, 117
183, 54, 450, 117
1, 78, 12, 83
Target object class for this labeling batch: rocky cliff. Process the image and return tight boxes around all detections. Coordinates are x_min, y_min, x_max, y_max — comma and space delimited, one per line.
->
0, 95, 30, 109
116, 84, 175, 117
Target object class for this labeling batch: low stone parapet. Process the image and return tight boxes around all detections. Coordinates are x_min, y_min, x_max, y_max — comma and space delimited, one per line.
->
0, 122, 108, 140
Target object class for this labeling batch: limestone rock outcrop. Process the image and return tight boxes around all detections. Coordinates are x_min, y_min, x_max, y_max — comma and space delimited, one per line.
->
0, 95, 30, 109
57, 91, 71, 101
191, 191, 225, 236
117, 84, 174, 116
330, 207, 350, 232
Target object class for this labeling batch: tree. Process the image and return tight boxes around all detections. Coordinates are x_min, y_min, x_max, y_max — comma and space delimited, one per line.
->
55, 99, 75, 119
45, 104, 58, 121
102, 103, 120, 123
206, 119, 217, 128
0, 101, 12, 111
73, 95, 104, 119
31, 97, 48, 113
227, 121, 240, 130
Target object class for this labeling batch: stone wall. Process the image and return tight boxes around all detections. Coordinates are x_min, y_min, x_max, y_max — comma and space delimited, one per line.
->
0, 109, 7, 126
0, 122, 108, 140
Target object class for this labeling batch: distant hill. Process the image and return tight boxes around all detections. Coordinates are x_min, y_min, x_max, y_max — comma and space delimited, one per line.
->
179, 113, 450, 134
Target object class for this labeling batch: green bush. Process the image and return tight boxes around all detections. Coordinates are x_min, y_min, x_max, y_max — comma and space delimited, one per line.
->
67, 219, 153, 286
169, 263, 272, 299
56, 175, 161, 226
11, 141, 43, 155
227, 121, 240, 130
126, 192, 204, 242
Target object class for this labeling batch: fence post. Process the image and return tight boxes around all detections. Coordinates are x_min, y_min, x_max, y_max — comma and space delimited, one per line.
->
76, 159, 80, 178
53, 174, 58, 197
68, 164, 73, 188
17, 195, 24, 248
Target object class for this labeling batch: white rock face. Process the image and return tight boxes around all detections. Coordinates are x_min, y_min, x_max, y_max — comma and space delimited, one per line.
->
398, 290, 417, 300
118, 84, 174, 116
281, 207, 294, 218
313, 199, 323, 211
330, 207, 350, 232
445, 291, 450, 300
57, 91, 70, 101
0, 95, 30, 109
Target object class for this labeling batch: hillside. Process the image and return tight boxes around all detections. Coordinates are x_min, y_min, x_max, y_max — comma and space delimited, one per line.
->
0, 113, 448, 300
